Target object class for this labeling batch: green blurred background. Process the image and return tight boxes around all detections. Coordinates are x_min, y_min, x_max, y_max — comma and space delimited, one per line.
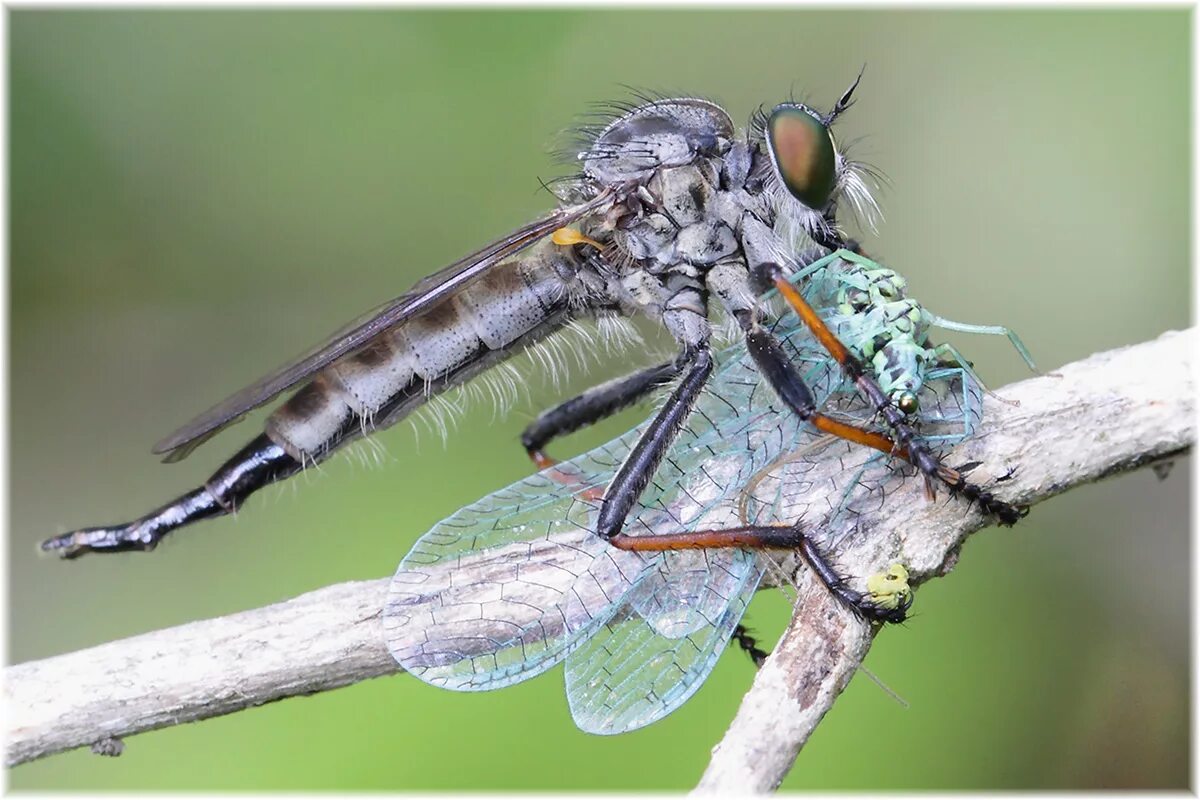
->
9, 9, 1189, 791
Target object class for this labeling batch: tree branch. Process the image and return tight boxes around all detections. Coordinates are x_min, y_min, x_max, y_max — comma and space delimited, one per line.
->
6, 329, 1193, 774
693, 327, 1194, 793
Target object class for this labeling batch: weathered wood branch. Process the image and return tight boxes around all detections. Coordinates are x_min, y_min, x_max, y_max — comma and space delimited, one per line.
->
693, 327, 1194, 793
6, 329, 1193, 780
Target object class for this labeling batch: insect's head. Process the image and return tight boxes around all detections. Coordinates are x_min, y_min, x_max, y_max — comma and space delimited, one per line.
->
894, 389, 920, 416
764, 69, 864, 212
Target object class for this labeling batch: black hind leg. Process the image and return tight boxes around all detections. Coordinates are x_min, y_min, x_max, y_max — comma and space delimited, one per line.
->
522, 357, 685, 469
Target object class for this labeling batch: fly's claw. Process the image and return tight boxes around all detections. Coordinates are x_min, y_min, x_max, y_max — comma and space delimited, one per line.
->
829, 564, 914, 624
975, 477, 1029, 525
966, 486, 1028, 527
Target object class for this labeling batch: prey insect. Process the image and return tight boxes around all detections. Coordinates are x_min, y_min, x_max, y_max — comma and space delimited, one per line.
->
386, 245, 1032, 734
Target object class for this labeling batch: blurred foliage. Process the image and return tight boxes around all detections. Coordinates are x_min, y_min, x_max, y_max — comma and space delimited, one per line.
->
9, 9, 1188, 791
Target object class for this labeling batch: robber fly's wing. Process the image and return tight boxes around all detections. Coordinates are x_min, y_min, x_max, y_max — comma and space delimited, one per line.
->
564, 550, 763, 734
154, 189, 618, 461
384, 425, 660, 692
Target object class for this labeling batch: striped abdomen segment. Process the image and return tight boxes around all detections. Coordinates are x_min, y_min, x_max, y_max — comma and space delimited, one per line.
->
265, 240, 577, 462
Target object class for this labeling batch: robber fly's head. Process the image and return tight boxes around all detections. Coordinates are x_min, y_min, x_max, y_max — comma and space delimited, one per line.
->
759, 69, 881, 240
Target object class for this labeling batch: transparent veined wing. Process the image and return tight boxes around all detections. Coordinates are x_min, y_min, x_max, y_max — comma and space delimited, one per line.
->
383, 303, 848, 718
560, 312, 989, 737
383, 456, 652, 691
565, 550, 764, 734
154, 189, 619, 461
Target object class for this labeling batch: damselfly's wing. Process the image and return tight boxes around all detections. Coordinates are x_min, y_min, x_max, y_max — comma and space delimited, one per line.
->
154, 190, 618, 461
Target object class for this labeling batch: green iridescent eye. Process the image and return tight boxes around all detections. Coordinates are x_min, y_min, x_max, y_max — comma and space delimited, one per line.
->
896, 391, 920, 415
766, 104, 836, 210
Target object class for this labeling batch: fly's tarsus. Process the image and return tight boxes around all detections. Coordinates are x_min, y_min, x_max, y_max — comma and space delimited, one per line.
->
798, 538, 913, 624
936, 464, 1028, 526
732, 624, 770, 668
606, 520, 913, 624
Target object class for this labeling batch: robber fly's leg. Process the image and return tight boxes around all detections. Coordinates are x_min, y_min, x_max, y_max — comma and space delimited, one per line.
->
732, 624, 770, 667
737, 314, 1014, 528
756, 263, 1027, 525
522, 358, 685, 470
737, 310, 902, 458
589, 344, 912, 620
609, 522, 910, 623
41, 434, 301, 559
593, 347, 712, 540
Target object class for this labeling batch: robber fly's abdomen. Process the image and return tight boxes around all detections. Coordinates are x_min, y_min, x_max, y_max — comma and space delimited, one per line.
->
41, 239, 587, 558
267, 240, 576, 462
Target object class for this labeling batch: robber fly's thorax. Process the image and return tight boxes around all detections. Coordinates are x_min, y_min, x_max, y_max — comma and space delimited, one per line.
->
615, 162, 739, 271
573, 99, 777, 331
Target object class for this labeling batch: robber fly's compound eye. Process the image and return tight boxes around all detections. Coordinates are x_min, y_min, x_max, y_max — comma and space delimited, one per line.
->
766, 104, 837, 210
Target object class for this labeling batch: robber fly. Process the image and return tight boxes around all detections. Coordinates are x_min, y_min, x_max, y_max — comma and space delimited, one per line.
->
42, 74, 1023, 564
